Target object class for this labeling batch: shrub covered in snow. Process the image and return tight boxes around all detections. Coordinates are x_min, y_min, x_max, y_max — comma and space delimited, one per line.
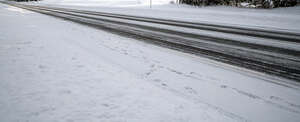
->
179, 0, 298, 8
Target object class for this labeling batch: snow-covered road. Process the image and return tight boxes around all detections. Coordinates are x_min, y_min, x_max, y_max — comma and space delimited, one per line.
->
1, 3, 300, 122
34, 0, 300, 32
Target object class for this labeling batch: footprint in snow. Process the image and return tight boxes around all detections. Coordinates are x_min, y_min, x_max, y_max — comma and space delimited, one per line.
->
161, 83, 168, 86
38, 65, 48, 72
38, 65, 46, 69
59, 90, 72, 95
184, 87, 198, 95
71, 57, 77, 60
220, 85, 228, 88
76, 65, 85, 68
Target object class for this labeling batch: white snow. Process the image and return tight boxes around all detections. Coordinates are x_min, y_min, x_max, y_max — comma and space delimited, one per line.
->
4, 5, 33, 13
1, 2, 300, 122
38, 0, 175, 7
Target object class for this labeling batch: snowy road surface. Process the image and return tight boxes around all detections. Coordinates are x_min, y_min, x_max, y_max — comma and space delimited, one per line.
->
34, 0, 300, 32
1, 3, 300, 122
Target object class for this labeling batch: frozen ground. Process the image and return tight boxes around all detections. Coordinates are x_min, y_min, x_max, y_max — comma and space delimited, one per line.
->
1, 3, 300, 122
31, 0, 300, 32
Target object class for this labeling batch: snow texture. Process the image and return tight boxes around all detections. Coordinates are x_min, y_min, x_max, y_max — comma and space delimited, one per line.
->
1, 2, 300, 122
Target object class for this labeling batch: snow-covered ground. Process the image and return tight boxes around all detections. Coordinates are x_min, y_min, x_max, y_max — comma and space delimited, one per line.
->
31, 0, 300, 32
1, 3, 300, 122
37, 0, 175, 7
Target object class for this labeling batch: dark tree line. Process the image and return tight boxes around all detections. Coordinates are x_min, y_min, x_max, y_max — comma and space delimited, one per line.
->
179, 0, 298, 8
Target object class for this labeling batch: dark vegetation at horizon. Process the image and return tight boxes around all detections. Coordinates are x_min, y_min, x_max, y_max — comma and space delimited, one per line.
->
179, 0, 298, 8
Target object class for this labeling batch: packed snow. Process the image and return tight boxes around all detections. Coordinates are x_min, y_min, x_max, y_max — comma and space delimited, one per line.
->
1, 3, 300, 122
